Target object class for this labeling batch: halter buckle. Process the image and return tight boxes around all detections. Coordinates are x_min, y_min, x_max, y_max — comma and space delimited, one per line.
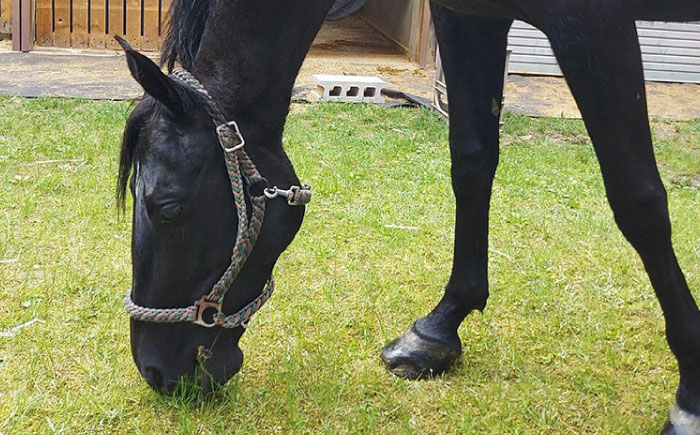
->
216, 120, 246, 153
193, 297, 223, 328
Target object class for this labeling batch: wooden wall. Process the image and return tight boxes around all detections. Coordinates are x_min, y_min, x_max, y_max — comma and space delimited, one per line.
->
35, 0, 170, 50
0, 0, 11, 33
360, 0, 434, 67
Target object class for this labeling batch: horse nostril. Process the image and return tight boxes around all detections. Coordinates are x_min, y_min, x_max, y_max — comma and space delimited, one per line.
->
142, 366, 164, 390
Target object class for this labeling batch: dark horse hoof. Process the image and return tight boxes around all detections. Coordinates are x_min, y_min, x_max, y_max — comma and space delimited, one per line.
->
381, 323, 461, 379
661, 405, 700, 435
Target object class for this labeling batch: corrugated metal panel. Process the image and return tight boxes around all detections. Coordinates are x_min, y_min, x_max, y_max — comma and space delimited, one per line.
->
507, 20, 700, 84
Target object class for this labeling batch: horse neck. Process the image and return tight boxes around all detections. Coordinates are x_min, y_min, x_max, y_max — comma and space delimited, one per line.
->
192, 1, 335, 149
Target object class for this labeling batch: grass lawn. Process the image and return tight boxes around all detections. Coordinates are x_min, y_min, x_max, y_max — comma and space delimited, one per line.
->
0, 96, 699, 433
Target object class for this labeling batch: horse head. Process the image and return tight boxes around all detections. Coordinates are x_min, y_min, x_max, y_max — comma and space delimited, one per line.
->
116, 37, 306, 394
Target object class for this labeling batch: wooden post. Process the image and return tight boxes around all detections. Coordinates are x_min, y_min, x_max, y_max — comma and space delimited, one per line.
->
408, 0, 422, 61
10, 0, 20, 50
408, 0, 433, 68
11, 0, 31, 51
20, 0, 30, 50
417, 0, 431, 68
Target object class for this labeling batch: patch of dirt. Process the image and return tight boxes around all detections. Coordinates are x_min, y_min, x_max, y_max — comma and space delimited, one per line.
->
310, 39, 397, 55
647, 82, 700, 121
504, 75, 700, 121
376, 66, 409, 75
651, 121, 681, 141
547, 131, 591, 146
297, 56, 436, 102
658, 162, 700, 190
0, 38, 11, 53
1, 15, 699, 122
505, 75, 581, 119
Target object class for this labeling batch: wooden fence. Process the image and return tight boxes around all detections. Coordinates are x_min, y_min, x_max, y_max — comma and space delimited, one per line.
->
0, 0, 11, 34
35, 0, 170, 50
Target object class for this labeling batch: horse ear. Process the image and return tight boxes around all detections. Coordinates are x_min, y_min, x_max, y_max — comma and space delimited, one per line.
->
115, 35, 184, 114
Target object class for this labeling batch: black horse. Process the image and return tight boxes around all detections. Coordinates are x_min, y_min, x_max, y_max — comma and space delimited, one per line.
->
116, 0, 700, 432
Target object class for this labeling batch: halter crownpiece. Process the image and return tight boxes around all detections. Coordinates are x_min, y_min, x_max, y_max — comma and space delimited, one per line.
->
123, 67, 311, 329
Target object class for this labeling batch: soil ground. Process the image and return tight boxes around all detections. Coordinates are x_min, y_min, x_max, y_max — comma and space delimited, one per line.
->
1, 17, 699, 120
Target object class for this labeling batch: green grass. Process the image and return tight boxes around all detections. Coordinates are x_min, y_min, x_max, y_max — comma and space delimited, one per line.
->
0, 96, 699, 433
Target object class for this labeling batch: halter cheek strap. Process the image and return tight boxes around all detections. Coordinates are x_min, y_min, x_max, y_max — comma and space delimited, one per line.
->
123, 68, 311, 329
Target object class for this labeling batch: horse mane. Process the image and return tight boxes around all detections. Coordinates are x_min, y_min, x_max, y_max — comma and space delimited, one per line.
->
160, 0, 216, 72
118, 0, 216, 210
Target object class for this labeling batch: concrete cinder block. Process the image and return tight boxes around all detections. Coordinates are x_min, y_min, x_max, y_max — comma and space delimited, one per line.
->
313, 74, 387, 104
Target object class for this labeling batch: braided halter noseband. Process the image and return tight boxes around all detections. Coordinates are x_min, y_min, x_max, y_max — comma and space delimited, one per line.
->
124, 67, 311, 329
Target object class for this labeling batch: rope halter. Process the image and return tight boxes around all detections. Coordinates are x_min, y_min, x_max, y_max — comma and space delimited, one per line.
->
123, 67, 311, 329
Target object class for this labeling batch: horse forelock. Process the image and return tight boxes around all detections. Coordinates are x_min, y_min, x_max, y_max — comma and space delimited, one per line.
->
117, 86, 209, 210
161, 0, 216, 72
117, 99, 153, 210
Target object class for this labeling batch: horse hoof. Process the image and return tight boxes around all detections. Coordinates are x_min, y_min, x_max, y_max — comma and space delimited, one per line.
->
381, 323, 461, 379
661, 404, 700, 435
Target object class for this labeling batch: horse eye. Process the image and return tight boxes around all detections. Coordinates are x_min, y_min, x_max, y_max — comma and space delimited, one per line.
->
160, 204, 184, 222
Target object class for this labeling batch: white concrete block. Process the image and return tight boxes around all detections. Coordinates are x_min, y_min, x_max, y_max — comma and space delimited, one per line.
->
313, 74, 387, 104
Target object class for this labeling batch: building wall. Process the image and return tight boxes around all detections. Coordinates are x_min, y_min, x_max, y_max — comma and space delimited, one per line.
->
360, 0, 415, 51
509, 20, 700, 84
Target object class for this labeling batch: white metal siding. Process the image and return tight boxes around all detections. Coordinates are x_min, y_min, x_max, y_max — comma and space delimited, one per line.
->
507, 21, 700, 84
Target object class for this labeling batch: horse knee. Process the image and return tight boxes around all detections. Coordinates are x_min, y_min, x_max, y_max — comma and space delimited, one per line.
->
609, 184, 671, 250
450, 143, 498, 197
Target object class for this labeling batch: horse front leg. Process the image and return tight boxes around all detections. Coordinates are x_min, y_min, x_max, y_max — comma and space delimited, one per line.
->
381, 5, 512, 379
540, 4, 700, 432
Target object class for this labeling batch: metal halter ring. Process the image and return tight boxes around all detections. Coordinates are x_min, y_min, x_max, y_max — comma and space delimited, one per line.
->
216, 120, 246, 153
193, 297, 223, 328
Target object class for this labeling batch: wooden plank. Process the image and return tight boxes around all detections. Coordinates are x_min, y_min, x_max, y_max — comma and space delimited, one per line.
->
0, 0, 12, 33
10, 0, 19, 50
53, 0, 71, 47
106, 0, 124, 49
35, 0, 52, 45
417, 0, 431, 68
71, 0, 88, 47
88, 0, 106, 48
408, 0, 422, 61
19, 0, 31, 50
159, 0, 171, 45
124, 0, 140, 49
140, 0, 157, 50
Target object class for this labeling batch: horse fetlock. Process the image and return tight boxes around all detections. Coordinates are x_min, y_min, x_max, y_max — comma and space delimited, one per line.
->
381, 322, 462, 380
662, 403, 700, 435
444, 280, 489, 315
677, 378, 700, 416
